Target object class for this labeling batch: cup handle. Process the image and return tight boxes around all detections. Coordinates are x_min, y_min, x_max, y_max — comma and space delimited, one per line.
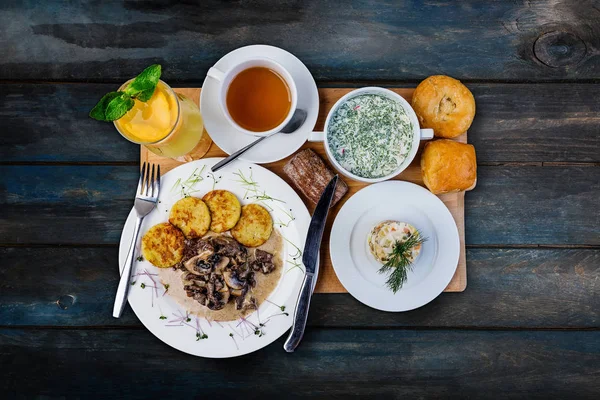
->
309, 131, 325, 142
420, 128, 434, 140
207, 67, 225, 82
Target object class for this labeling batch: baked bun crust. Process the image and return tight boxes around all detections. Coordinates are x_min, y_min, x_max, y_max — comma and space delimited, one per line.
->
421, 139, 477, 195
412, 75, 475, 138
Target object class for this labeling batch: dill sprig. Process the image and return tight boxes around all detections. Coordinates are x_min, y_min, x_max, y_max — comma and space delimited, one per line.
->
378, 231, 427, 293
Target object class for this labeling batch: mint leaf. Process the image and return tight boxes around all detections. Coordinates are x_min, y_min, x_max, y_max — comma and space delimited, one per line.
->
88, 64, 162, 122
104, 92, 135, 121
89, 92, 122, 121
125, 64, 162, 102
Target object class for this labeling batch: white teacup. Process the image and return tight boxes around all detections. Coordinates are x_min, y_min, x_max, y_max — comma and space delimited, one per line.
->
310, 87, 434, 183
206, 57, 298, 137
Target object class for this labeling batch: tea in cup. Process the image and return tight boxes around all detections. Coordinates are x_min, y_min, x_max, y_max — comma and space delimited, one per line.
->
207, 58, 297, 136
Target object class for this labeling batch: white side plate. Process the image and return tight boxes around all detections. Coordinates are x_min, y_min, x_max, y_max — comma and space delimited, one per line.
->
330, 181, 460, 312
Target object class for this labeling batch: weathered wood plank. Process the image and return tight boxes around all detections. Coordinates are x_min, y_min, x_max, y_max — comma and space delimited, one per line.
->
0, 84, 139, 162
1, 247, 597, 328
1, 0, 599, 82
1, 328, 598, 398
2, 83, 600, 163
468, 165, 599, 245
1, 165, 597, 245
468, 84, 600, 163
0, 166, 137, 244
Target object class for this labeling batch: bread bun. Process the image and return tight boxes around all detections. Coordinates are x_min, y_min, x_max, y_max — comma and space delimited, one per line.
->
421, 139, 477, 195
412, 75, 475, 138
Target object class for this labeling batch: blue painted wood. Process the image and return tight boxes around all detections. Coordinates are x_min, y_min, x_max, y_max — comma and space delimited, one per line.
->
466, 165, 599, 245
1, 1, 598, 82
1, 2, 598, 394
2, 83, 600, 163
0, 247, 597, 328
1, 328, 598, 398
0, 165, 597, 245
0, 165, 137, 244
0, 84, 139, 162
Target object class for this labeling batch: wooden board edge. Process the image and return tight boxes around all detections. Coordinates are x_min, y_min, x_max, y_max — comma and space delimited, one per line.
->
141, 87, 468, 294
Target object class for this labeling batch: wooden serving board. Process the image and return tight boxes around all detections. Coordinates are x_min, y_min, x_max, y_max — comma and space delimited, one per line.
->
141, 88, 467, 293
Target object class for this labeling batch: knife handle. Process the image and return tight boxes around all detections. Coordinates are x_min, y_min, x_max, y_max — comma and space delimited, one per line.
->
283, 272, 315, 352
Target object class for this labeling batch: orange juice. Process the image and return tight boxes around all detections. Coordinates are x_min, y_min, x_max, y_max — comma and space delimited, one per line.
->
115, 80, 207, 161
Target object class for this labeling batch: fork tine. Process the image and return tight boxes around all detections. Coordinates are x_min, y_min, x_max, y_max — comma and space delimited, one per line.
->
149, 164, 156, 197
153, 164, 161, 199
137, 162, 146, 195
145, 163, 152, 196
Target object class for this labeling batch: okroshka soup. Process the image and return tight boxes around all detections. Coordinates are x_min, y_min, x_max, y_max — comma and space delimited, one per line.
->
316, 87, 433, 183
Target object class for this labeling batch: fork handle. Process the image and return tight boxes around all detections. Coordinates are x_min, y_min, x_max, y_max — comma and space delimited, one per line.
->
113, 216, 143, 318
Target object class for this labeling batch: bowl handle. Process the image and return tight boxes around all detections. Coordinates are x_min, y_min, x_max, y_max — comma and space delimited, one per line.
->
420, 128, 434, 140
309, 131, 325, 142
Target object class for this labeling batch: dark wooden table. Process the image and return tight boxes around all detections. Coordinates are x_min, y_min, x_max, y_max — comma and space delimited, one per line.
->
1, 1, 599, 398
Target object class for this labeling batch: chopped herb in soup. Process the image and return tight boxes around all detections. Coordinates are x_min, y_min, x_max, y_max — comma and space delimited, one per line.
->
327, 94, 413, 179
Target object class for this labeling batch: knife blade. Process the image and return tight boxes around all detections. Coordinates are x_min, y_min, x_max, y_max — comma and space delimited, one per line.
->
283, 175, 338, 352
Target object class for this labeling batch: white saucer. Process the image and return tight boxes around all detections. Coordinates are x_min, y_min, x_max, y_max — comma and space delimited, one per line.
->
200, 45, 319, 164
329, 181, 460, 312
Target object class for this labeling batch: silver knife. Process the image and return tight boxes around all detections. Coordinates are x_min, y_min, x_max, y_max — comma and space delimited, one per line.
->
284, 175, 338, 352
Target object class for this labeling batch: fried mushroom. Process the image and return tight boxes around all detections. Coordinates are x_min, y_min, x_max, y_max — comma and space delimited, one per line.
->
183, 250, 213, 275
223, 270, 245, 290
251, 249, 276, 274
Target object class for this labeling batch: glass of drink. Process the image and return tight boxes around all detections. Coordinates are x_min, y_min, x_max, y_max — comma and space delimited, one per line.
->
114, 80, 210, 162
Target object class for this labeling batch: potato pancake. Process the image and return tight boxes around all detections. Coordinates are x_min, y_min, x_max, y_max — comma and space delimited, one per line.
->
142, 222, 185, 268
202, 190, 241, 233
231, 203, 273, 247
169, 197, 211, 238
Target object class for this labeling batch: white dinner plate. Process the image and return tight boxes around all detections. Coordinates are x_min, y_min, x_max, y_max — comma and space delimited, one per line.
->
330, 181, 460, 312
118, 158, 311, 358
200, 45, 319, 164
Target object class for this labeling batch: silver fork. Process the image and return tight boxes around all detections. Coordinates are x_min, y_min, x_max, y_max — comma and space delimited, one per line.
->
112, 162, 160, 318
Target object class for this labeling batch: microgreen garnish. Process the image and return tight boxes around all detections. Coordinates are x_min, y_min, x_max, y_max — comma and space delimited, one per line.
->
378, 231, 427, 293
89, 64, 162, 121
282, 236, 302, 259
171, 166, 206, 197
274, 206, 295, 227
130, 281, 136, 286
196, 332, 208, 341
229, 331, 240, 350
232, 169, 259, 198
265, 299, 288, 313
159, 315, 167, 320
136, 255, 143, 262
140, 283, 146, 289
286, 258, 304, 273
207, 172, 222, 191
